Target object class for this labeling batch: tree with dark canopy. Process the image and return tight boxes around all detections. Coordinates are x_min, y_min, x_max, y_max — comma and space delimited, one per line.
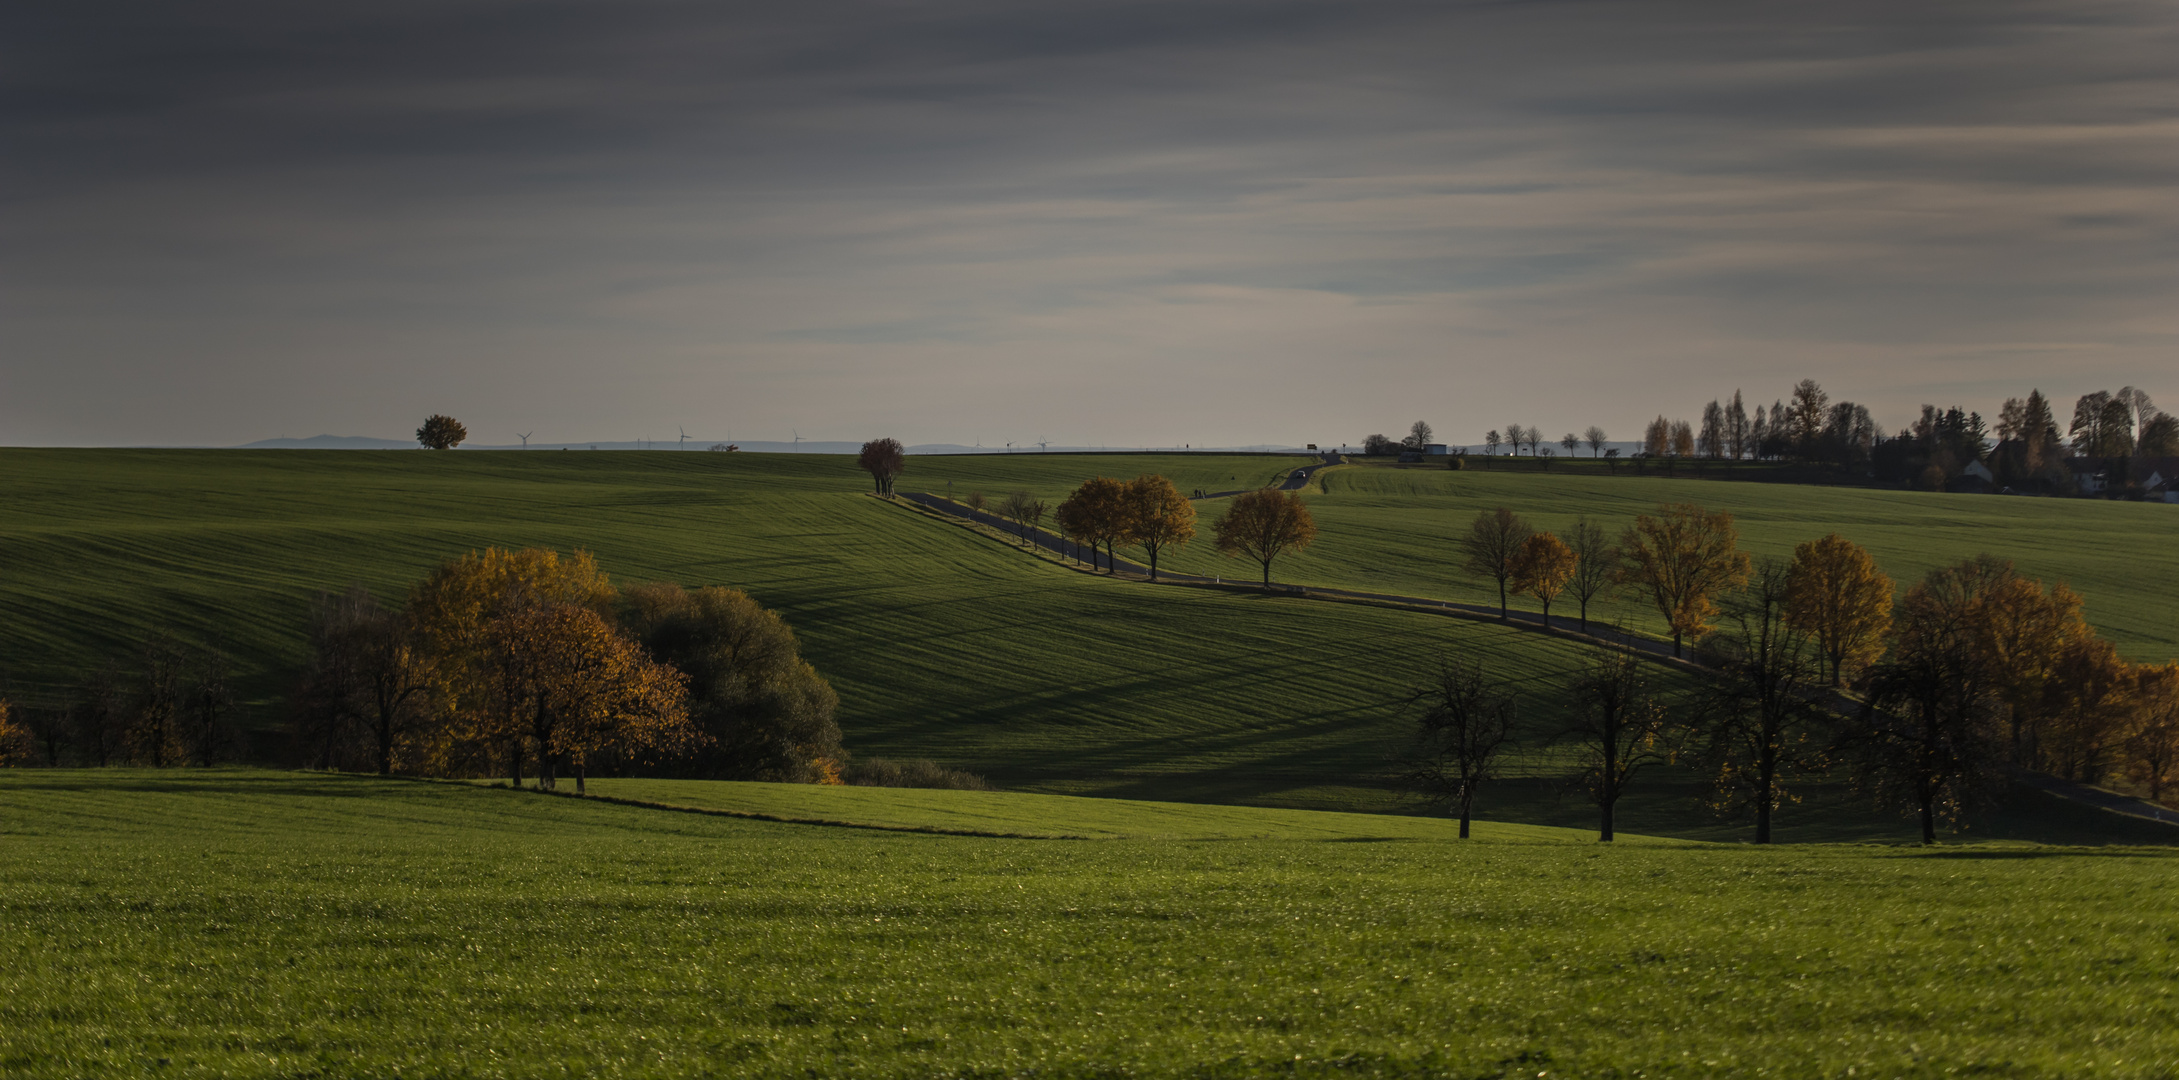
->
1399, 656, 1517, 838
1567, 640, 1676, 842
857, 437, 906, 496
417, 414, 467, 450
1699, 559, 1829, 843
1461, 508, 1532, 620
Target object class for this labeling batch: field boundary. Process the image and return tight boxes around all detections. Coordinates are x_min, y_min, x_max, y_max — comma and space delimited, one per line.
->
522, 784, 1103, 840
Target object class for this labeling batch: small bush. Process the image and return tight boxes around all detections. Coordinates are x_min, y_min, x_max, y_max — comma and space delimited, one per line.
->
843, 757, 994, 790
1446, 455, 1466, 471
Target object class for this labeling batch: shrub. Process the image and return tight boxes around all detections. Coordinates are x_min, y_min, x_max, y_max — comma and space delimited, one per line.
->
842, 757, 993, 790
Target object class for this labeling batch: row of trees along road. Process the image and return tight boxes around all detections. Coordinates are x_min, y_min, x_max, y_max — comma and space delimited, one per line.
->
1424, 505, 2179, 841
1046, 476, 1322, 585
296, 547, 845, 788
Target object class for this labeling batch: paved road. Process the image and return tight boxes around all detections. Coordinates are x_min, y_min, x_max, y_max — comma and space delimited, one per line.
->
886, 471, 2178, 833
1188, 451, 1341, 500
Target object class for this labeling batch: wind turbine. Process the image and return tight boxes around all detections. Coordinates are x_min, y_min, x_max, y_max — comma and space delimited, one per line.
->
679, 426, 689, 450
1037, 437, 1048, 453
792, 428, 803, 452
517, 431, 531, 450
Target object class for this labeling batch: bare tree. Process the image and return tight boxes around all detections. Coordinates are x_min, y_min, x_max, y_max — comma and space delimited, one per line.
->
1560, 432, 1580, 457
1584, 426, 1608, 457
1698, 400, 1725, 459
1484, 430, 1501, 461
1461, 508, 1533, 620
1000, 491, 1036, 544
1699, 559, 1828, 843
1567, 641, 1677, 842
1725, 390, 1750, 460
1400, 657, 1517, 838
1502, 424, 1526, 456
1404, 420, 1435, 450
1566, 517, 1617, 632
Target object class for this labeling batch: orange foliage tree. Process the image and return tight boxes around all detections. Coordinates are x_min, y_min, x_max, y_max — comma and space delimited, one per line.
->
1056, 477, 1128, 573
2128, 663, 2179, 806
1120, 474, 1195, 581
1783, 533, 1894, 687
1212, 488, 1317, 586
1509, 531, 1577, 629
1615, 503, 1751, 656
1460, 508, 1533, 620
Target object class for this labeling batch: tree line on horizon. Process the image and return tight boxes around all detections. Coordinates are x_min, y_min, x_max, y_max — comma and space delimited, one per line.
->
1356, 379, 2177, 496
1414, 502, 2179, 841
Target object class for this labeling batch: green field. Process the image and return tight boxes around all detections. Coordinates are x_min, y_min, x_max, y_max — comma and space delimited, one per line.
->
3, 771, 2176, 1078
1, 449, 2173, 838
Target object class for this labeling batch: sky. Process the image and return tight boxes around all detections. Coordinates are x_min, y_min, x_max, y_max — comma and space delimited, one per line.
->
2, 0, 2173, 449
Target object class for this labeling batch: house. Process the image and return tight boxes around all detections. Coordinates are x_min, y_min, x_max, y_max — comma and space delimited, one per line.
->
1424, 443, 1448, 456
2068, 458, 2107, 494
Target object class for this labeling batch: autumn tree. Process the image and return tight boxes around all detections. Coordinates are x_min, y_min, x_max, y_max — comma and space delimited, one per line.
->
1212, 488, 1318, 585
2040, 635, 2131, 786
856, 437, 906, 496
1121, 474, 1195, 581
1399, 657, 1517, 838
417, 414, 468, 450
504, 601, 693, 793
1056, 477, 1128, 573
1565, 517, 1617, 632
1783, 534, 1894, 687
1509, 531, 1577, 628
130, 637, 185, 767
1616, 503, 1751, 656
1965, 561, 2087, 765
1461, 508, 1533, 620
1843, 559, 2008, 843
620, 584, 842, 783
1568, 642, 1676, 842
0, 700, 33, 766
407, 547, 616, 783
2127, 663, 2179, 805
1642, 416, 1669, 458
1700, 559, 1828, 843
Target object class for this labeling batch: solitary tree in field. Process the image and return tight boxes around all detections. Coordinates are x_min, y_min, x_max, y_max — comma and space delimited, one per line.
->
1213, 488, 1318, 585
1404, 421, 1435, 450
1568, 641, 1675, 842
1565, 517, 1617, 632
1783, 534, 1894, 687
1400, 657, 1517, 838
1461, 508, 1533, 620
1121, 474, 1195, 581
1584, 426, 1608, 458
1702, 559, 1827, 844
1509, 531, 1577, 628
417, 414, 468, 450
1616, 503, 1751, 657
856, 438, 906, 496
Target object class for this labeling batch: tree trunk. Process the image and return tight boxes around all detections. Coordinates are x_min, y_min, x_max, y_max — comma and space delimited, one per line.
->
1600, 797, 1615, 843
1919, 794, 1937, 844
1540, 597, 1550, 630
1458, 789, 1473, 839
1756, 751, 1775, 845
1672, 631, 1683, 657
1261, 560, 1271, 586
576, 760, 586, 796
1497, 579, 1508, 620
509, 740, 522, 788
377, 715, 394, 777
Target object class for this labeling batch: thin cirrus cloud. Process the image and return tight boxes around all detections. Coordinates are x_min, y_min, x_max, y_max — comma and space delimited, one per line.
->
0, 0, 2171, 448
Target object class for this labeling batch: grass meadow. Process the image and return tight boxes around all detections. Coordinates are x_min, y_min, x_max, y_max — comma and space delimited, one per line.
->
3, 449, 2176, 838
4, 771, 2177, 1079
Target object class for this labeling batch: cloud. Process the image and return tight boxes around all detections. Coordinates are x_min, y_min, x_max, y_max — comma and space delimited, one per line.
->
1, 0, 2174, 445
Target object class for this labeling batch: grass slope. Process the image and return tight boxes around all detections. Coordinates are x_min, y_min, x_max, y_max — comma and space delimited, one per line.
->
1156, 463, 2179, 660
4, 771, 2177, 1079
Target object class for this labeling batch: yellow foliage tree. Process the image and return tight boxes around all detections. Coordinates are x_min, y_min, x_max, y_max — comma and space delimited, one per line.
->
1615, 503, 1751, 656
2127, 663, 2179, 806
1212, 488, 1318, 586
0, 699, 34, 766
1056, 476, 1129, 573
509, 602, 695, 793
1120, 474, 1196, 581
1783, 533, 1894, 687
1966, 564, 2088, 763
1509, 531, 1578, 629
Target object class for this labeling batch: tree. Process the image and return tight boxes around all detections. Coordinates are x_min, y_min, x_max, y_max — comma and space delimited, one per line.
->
1725, 391, 1749, 460
1643, 416, 1669, 457
856, 438, 906, 496
70, 666, 130, 767
1026, 497, 1049, 541
1669, 419, 1695, 460
1843, 559, 2008, 842
183, 645, 232, 767
1502, 424, 1527, 456
1399, 657, 1516, 838
130, 637, 185, 767
297, 585, 436, 775
407, 547, 616, 784
417, 414, 468, 450
1403, 421, 1435, 451
1966, 562, 2087, 766
1789, 379, 1828, 457
1565, 517, 1617, 632
1362, 434, 1398, 456
1461, 508, 1533, 620
2139, 412, 2179, 458
1698, 400, 1725, 459
1616, 503, 1751, 656
1567, 642, 1675, 842
2127, 662, 2179, 805
1000, 491, 1036, 544
1484, 430, 1501, 459
1509, 532, 1577, 629
2040, 635, 2131, 786
1700, 559, 1827, 843
1783, 534, 1894, 687
965, 490, 987, 513
1120, 474, 1195, 581
496, 600, 693, 792
0, 700, 34, 767
1559, 432, 1579, 457
1057, 477, 1128, 573
620, 584, 840, 784
1584, 426, 1607, 458
1213, 488, 1318, 586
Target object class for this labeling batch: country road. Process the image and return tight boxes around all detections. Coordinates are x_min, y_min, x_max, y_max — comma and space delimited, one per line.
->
884, 475, 2179, 834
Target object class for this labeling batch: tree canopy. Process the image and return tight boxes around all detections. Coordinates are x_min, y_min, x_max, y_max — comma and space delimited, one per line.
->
1212, 488, 1317, 585
416, 415, 467, 450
